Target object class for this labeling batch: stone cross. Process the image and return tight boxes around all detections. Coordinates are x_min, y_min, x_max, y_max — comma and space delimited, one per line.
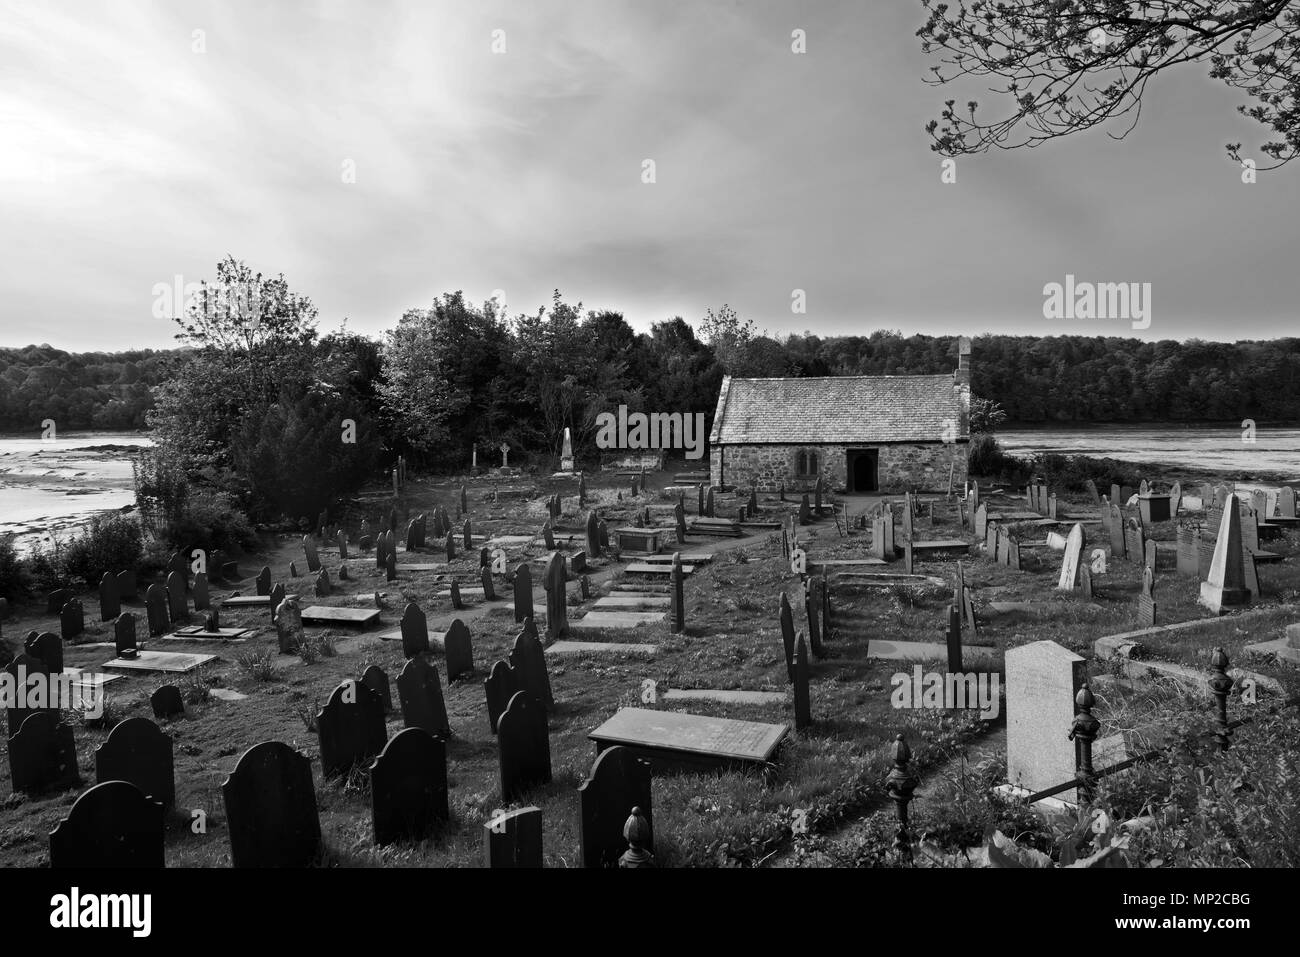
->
500, 443, 509, 467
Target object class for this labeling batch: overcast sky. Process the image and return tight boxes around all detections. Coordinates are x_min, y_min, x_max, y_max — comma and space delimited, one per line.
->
1, 0, 1295, 351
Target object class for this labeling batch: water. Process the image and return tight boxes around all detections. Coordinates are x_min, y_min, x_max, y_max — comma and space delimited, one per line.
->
0, 431, 152, 550
997, 426, 1300, 479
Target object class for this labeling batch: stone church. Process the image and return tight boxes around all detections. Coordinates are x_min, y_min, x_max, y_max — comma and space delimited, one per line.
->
707, 339, 971, 493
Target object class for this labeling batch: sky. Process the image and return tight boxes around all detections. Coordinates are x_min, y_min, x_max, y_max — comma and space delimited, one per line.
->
1, 0, 1296, 351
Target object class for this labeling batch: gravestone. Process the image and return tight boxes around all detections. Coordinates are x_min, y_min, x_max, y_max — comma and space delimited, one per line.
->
275, 598, 304, 653
99, 572, 121, 621
1199, 496, 1250, 614
336, 529, 348, 560
571, 550, 587, 574
370, 727, 449, 846
267, 583, 285, 622
1144, 539, 1157, 574
375, 531, 386, 569
304, 536, 321, 573
400, 602, 430, 658
778, 592, 796, 682
60, 598, 84, 641
1243, 548, 1260, 598
1169, 481, 1182, 514
94, 717, 175, 808
114, 612, 138, 658
578, 746, 653, 868
484, 806, 543, 868
1005, 640, 1086, 800
1056, 523, 1085, 591
670, 553, 685, 634
9, 711, 80, 793
463, 519, 473, 551
544, 552, 568, 640
1240, 506, 1260, 554
946, 604, 963, 674
315, 568, 331, 597
316, 680, 386, 778
799, 494, 811, 525
192, 571, 209, 611
484, 660, 520, 734
361, 665, 393, 714
514, 563, 534, 623
541, 520, 554, 551
1084, 479, 1100, 505
405, 520, 418, 552
116, 569, 138, 600
1280, 487, 1296, 518
1123, 518, 1145, 566
1078, 561, 1093, 598
675, 502, 687, 543
498, 690, 552, 803
222, 741, 321, 867
397, 654, 452, 737
6, 653, 54, 737
1108, 506, 1126, 560
386, 550, 397, 582
1136, 566, 1156, 627
26, 631, 63, 674
444, 618, 473, 681
49, 781, 164, 868
509, 617, 554, 710
586, 511, 602, 557
47, 588, 71, 615
974, 503, 987, 541
1176, 525, 1201, 578
150, 685, 184, 720
793, 633, 812, 729
805, 580, 824, 658
479, 566, 496, 602
450, 581, 464, 610
598, 520, 609, 550
289, 562, 299, 578
256, 566, 272, 596
165, 571, 187, 623
445, 531, 457, 561
706, 487, 716, 518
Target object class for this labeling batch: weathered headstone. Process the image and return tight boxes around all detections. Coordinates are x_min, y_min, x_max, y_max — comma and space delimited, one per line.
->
304, 536, 321, 573
578, 746, 653, 868
60, 598, 84, 641
191, 571, 210, 611
444, 618, 473, 681
793, 633, 812, 730
974, 503, 987, 540
397, 654, 451, 737
484, 806, 543, 868
1176, 525, 1201, 578
114, 612, 138, 658
514, 563, 534, 623
778, 592, 796, 682
150, 684, 184, 720
9, 711, 80, 793
370, 727, 449, 846
94, 716, 175, 808
1108, 506, 1126, 560
544, 551, 568, 640
361, 664, 393, 714
99, 572, 121, 622
274, 597, 303, 653
1136, 565, 1156, 627
484, 660, 520, 734
799, 493, 811, 525
498, 690, 551, 803
316, 679, 386, 779
222, 741, 321, 867
509, 617, 554, 710
1056, 523, 1085, 591
1005, 640, 1086, 800
26, 630, 63, 673
670, 553, 685, 634
49, 781, 164, 868
255, 566, 271, 596
1280, 487, 1296, 518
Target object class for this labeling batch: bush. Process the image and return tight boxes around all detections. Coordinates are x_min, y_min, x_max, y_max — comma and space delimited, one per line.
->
157, 489, 257, 554
59, 514, 145, 587
0, 534, 26, 601
1032, 452, 1143, 494
967, 434, 1025, 481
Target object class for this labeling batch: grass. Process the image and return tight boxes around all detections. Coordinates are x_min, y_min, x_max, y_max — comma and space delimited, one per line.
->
2, 470, 1297, 867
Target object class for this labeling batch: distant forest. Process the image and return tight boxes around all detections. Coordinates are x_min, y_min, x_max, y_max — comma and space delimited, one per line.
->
3, 333, 1299, 435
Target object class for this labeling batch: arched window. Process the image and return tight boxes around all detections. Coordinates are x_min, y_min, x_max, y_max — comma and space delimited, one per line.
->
808, 451, 819, 475
795, 451, 807, 475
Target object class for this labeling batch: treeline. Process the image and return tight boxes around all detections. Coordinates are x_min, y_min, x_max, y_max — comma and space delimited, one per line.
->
0, 345, 174, 432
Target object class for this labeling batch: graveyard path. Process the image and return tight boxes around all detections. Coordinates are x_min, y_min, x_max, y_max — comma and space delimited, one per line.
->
763, 726, 1007, 868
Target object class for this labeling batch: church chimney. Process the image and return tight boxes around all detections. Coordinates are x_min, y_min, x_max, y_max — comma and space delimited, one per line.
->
954, 336, 972, 388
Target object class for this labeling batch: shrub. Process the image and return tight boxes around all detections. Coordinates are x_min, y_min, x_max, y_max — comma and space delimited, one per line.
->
1031, 452, 1143, 494
59, 514, 145, 587
23, 539, 63, 592
158, 489, 257, 554
0, 534, 26, 601
966, 434, 1025, 481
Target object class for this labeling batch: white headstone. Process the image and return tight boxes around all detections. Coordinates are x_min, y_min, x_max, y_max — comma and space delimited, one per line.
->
1056, 523, 1085, 591
1006, 640, 1086, 800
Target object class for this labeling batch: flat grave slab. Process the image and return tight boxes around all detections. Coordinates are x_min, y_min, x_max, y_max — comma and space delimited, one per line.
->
595, 596, 672, 609
1243, 637, 1300, 664
61, 667, 127, 691
636, 553, 714, 564
397, 564, 448, 572
220, 594, 299, 607
810, 558, 887, 568
104, 651, 218, 674
867, 639, 997, 664
163, 626, 253, 641
663, 689, 786, 706
299, 606, 382, 627
572, 611, 666, 629
588, 707, 787, 772
829, 573, 946, 587
546, 640, 658, 656
988, 511, 1045, 521
209, 687, 249, 702
625, 563, 695, 575
485, 535, 534, 546
910, 539, 972, 552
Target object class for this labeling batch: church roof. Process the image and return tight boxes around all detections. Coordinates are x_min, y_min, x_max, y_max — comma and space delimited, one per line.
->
709, 374, 966, 445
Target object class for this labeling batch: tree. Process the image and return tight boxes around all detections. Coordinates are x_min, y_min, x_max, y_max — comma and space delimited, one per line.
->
919, 0, 1300, 169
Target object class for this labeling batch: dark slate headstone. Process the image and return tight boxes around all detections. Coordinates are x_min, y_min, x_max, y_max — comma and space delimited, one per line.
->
498, 690, 551, 803
9, 711, 80, 793
361, 665, 393, 714
778, 592, 796, 682
222, 741, 321, 868
314, 567, 331, 598
401, 602, 429, 659
445, 531, 457, 561
544, 551, 568, 640
705, 486, 716, 518
316, 680, 386, 779
336, 529, 349, 560
303, 536, 321, 573
793, 633, 812, 729
484, 660, 520, 734
116, 569, 138, 600
405, 519, 418, 552
192, 571, 210, 611
165, 571, 188, 623
26, 631, 62, 674
268, 582, 286, 623
386, 550, 397, 582
397, 654, 451, 737
586, 511, 601, 557
113, 612, 140, 658
946, 603, 963, 674
578, 745, 653, 869
509, 617, 554, 710
481, 565, 496, 601
805, 581, 824, 658
94, 716, 175, 808
150, 684, 184, 721
370, 727, 449, 846
670, 553, 685, 634
799, 494, 811, 525
1079, 560, 1093, 598
484, 806, 543, 868
60, 598, 84, 641
47, 588, 71, 615
513, 563, 536, 624
450, 580, 464, 610
6, 653, 53, 737
598, 520, 609, 550
99, 572, 121, 621
444, 618, 473, 681
140, 582, 166, 634
49, 781, 165, 868
256, 566, 272, 596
